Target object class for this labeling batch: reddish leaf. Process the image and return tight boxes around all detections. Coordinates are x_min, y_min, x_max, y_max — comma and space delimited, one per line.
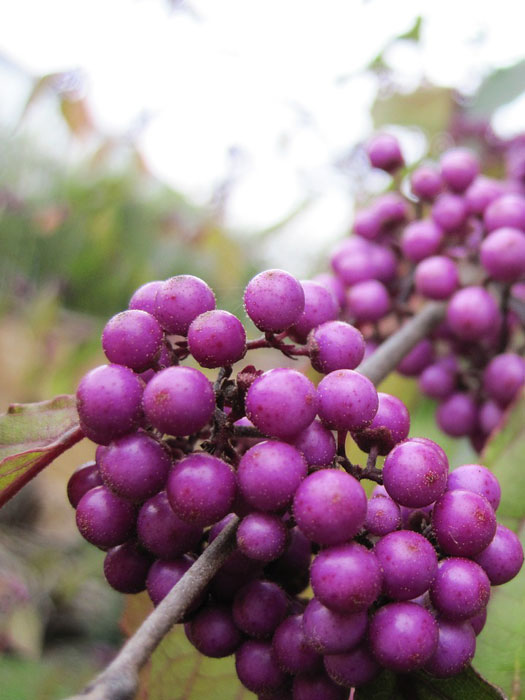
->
0, 395, 83, 507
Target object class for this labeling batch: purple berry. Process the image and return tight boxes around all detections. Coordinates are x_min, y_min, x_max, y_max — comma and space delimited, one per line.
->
352, 392, 410, 455
67, 461, 103, 508
103, 541, 152, 593
188, 310, 246, 368
419, 362, 456, 400
324, 644, 380, 687
143, 366, 215, 437
330, 239, 377, 286
310, 543, 382, 614
432, 193, 468, 232
432, 489, 496, 557
237, 513, 288, 562
102, 310, 163, 371
128, 280, 163, 315
374, 530, 438, 601
154, 274, 216, 335
365, 494, 401, 536
188, 605, 242, 658
411, 165, 442, 201
99, 432, 171, 502
436, 392, 478, 438
401, 219, 443, 262
235, 640, 288, 694
312, 273, 346, 308
430, 557, 490, 621
469, 608, 487, 636
272, 614, 322, 674
244, 269, 305, 333
397, 339, 434, 376
146, 555, 198, 607
447, 464, 501, 511
233, 580, 288, 638
77, 364, 143, 445
479, 400, 503, 435
424, 619, 476, 678
293, 420, 336, 467
446, 286, 500, 341
481, 227, 525, 282
302, 597, 367, 655
167, 452, 236, 527
353, 208, 381, 240
293, 469, 367, 546
137, 491, 202, 559
440, 148, 479, 193
76, 485, 136, 549
483, 352, 525, 407
465, 176, 505, 215
484, 193, 525, 232
383, 438, 448, 508
289, 281, 339, 343
367, 133, 404, 173
292, 672, 347, 700
307, 321, 365, 374
238, 441, 307, 512
245, 369, 318, 440
346, 279, 391, 323
473, 523, 524, 585
317, 370, 378, 432
374, 193, 409, 229
370, 602, 439, 672
415, 256, 459, 300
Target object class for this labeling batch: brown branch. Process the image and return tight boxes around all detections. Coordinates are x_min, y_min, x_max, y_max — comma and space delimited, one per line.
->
68, 301, 447, 700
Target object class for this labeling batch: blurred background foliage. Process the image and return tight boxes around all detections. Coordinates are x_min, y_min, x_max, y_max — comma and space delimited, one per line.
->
1, 7, 525, 699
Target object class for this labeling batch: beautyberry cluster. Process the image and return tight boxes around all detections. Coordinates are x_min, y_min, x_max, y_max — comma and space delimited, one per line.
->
69, 245, 522, 696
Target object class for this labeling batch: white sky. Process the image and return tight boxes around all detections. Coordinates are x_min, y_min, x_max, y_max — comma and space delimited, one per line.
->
2, 0, 525, 274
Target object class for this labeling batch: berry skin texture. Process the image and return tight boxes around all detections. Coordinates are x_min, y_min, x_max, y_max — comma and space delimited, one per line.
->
346, 279, 391, 323
447, 463, 501, 511
302, 597, 368, 655
293, 419, 336, 467
317, 369, 378, 432
76, 485, 136, 549
473, 523, 524, 585
446, 286, 500, 341
430, 558, 490, 621
245, 368, 318, 441
188, 606, 242, 658
103, 541, 152, 594
272, 614, 322, 674
374, 530, 438, 601
188, 310, 246, 368
307, 321, 365, 374
432, 489, 496, 557
415, 256, 459, 300
76, 364, 144, 445
243, 268, 305, 332
289, 281, 339, 343
310, 542, 382, 614
424, 619, 476, 678
166, 453, 236, 527
154, 274, 216, 336
293, 672, 348, 700
235, 640, 288, 694
233, 580, 288, 638
383, 438, 449, 508
102, 309, 163, 371
364, 494, 401, 536
324, 644, 380, 688
369, 602, 439, 672
128, 280, 163, 315
236, 512, 287, 562
146, 556, 200, 607
237, 441, 307, 512
137, 491, 202, 559
143, 366, 215, 437
99, 432, 171, 502
293, 469, 367, 546
67, 461, 103, 508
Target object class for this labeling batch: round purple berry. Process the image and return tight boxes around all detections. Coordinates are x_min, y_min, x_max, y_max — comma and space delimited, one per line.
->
154, 274, 216, 336
243, 269, 305, 333
188, 310, 246, 368
352, 392, 410, 455
324, 644, 380, 688
473, 523, 524, 585
76, 485, 136, 549
436, 392, 478, 438
483, 352, 525, 407
411, 164, 442, 201
67, 461, 103, 508
430, 557, 490, 621
103, 541, 152, 594
481, 227, 525, 282
446, 286, 500, 341
289, 281, 339, 343
367, 133, 404, 173
293, 419, 336, 467
440, 148, 479, 193
432, 489, 496, 557
447, 464, 501, 511
432, 193, 468, 232
307, 321, 365, 374
236, 512, 288, 562
415, 256, 459, 300
484, 193, 525, 232
365, 494, 401, 536
424, 619, 476, 678
137, 491, 202, 559
102, 310, 163, 371
302, 597, 368, 655
346, 279, 391, 323
401, 219, 443, 262
143, 366, 215, 437
317, 370, 378, 432
188, 605, 242, 658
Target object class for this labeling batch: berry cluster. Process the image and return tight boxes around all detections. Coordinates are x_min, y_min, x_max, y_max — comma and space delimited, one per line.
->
329, 133, 525, 453
70, 253, 523, 696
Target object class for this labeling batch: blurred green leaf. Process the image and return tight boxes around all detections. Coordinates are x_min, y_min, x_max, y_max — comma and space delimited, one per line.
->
0, 395, 82, 506
469, 60, 525, 118
397, 16, 422, 42
472, 389, 525, 698
372, 86, 454, 137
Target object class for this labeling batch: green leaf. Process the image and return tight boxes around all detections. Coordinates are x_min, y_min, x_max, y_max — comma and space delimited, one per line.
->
356, 667, 505, 699
397, 16, 422, 43
371, 86, 454, 137
0, 395, 82, 507
472, 389, 525, 698
469, 60, 525, 118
